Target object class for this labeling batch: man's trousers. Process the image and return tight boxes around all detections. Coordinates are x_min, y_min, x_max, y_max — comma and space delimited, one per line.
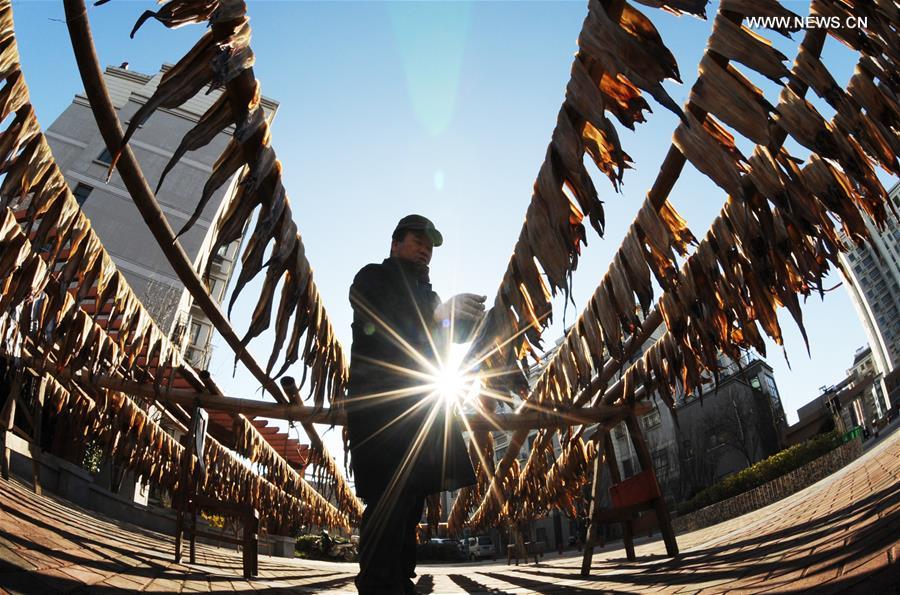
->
355, 490, 426, 595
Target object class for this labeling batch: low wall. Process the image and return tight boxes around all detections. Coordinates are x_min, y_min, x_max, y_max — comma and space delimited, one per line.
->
673, 437, 863, 534
3, 431, 289, 557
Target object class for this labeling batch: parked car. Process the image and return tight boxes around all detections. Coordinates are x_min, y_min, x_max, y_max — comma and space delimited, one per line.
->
465, 535, 496, 560
416, 538, 466, 561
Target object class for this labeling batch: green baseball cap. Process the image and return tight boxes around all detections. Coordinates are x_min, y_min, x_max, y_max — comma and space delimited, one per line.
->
394, 214, 443, 247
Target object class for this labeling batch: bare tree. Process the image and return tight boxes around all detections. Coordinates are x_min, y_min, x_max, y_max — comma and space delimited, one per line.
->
673, 424, 717, 501
142, 276, 182, 332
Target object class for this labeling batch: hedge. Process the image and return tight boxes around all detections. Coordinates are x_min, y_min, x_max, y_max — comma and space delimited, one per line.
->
676, 429, 844, 516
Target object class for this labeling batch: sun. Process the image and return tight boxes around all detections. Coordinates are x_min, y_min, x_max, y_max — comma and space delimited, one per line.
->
435, 364, 468, 403
432, 343, 480, 405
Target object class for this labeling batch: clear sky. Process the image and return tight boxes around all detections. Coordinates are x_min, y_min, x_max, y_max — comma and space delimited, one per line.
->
11, 1, 896, 477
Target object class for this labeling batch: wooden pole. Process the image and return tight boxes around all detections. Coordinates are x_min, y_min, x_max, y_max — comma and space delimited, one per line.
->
603, 433, 635, 561
23, 358, 652, 431
623, 414, 678, 557
1, 368, 22, 481
31, 376, 47, 495
174, 411, 197, 564
580, 430, 608, 576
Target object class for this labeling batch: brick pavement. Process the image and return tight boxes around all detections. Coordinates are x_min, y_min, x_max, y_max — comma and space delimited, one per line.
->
0, 432, 897, 594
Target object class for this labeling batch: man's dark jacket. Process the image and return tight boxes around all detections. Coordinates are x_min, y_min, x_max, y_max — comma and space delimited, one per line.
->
346, 257, 476, 499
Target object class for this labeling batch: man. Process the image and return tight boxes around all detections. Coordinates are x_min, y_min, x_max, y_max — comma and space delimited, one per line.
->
346, 214, 483, 594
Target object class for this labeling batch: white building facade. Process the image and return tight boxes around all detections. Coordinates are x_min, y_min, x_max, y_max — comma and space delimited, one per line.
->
839, 182, 900, 407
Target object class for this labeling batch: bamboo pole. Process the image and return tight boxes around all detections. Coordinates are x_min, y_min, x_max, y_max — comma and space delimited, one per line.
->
24, 357, 650, 431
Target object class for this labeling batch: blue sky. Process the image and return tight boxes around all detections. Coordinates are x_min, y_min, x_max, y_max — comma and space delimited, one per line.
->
11, 1, 896, 470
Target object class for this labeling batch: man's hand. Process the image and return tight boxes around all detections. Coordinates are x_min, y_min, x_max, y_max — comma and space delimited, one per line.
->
434, 293, 487, 324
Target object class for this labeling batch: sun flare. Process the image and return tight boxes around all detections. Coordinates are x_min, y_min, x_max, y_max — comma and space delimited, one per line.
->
432, 343, 480, 405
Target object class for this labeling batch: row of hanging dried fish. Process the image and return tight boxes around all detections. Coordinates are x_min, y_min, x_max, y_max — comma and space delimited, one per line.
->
0, 0, 356, 527
468, 433, 598, 530
232, 415, 363, 523
96, 0, 358, 515
606, 1, 898, 409
0, 204, 179, 386
0, 220, 348, 530
469, 0, 696, 394
41, 369, 349, 529
454, 203, 694, 531
0, 5, 183, 384
470, 412, 617, 530
447, 432, 496, 535
0, 87, 346, 531
200, 431, 349, 531
531, 200, 695, 410
110, 0, 348, 409
303, 439, 364, 523
520, 0, 898, 420
462, 0, 899, 531
452, 0, 692, 531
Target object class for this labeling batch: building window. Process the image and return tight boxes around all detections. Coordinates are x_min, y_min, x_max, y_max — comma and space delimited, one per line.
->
652, 448, 668, 477
72, 183, 93, 206
184, 346, 204, 366
640, 401, 661, 430
216, 242, 234, 259
210, 253, 227, 274
189, 321, 205, 346
682, 439, 694, 461
495, 446, 507, 463
96, 148, 112, 165
206, 277, 225, 300
710, 430, 727, 449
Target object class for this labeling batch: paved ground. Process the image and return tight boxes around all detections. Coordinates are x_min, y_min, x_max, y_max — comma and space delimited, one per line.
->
0, 431, 898, 594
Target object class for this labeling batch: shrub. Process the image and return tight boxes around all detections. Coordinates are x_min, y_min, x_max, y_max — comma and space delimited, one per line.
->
295, 534, 321, 557
201, 512, 225, 529
677, 430, 843, 516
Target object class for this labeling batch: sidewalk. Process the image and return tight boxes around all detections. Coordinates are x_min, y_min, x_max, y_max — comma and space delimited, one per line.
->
0, 430, 897, 593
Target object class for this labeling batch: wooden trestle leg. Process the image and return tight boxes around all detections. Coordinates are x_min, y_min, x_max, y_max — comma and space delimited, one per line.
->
603, 433, 636, 561
31, 377, 46, 495
581, 431, 608, 576
1, 368, 22, 481
174, 510, 183, 563
624, 414, 678, 557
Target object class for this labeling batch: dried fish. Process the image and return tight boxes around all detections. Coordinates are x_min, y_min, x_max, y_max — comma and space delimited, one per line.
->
720, 0, 801, 37
715, 18, 794, 89
157, 91, 233, 193
130, 0, 218, 36
581, 0, 684, 120
177, 137, 246, 238
673, 111, 747, 200
692, 55, 774, 145
114, 32, 216, 170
